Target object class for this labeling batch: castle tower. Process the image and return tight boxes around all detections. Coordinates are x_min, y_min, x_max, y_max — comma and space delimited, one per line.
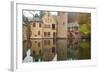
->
42, 11, 57, 38
57, 12, 68, 38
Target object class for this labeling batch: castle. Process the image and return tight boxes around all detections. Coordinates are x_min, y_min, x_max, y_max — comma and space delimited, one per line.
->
23, 11, 69, 40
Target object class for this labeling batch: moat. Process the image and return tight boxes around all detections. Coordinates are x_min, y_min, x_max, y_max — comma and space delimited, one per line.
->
23, 38, 91, 62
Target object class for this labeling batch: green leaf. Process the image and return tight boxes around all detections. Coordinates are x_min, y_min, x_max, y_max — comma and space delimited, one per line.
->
80, 24, 90, 35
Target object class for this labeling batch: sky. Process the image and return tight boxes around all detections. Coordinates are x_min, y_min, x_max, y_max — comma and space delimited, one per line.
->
23, 10, 79, 23
23, 10, 57, 18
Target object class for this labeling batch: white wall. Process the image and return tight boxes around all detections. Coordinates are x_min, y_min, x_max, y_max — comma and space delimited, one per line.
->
0, 0, 100, 73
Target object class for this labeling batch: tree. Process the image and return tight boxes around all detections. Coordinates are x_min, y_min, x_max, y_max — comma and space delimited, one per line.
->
77, 13, 91, 25
80, 24, 90, 37
23, 15, 31, 41
77, 13, 91, 38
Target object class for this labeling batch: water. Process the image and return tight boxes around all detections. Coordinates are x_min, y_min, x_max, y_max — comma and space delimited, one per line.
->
23, 38, 91, 62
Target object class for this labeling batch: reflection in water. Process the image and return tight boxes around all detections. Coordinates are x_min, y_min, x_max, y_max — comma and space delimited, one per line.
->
23, 38, 91, 62
23, 49, 33, 62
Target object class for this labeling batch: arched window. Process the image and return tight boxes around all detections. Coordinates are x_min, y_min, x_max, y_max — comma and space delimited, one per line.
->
52, 24, 55, 30
38, 31, 40, 35
33, 23, 35, 27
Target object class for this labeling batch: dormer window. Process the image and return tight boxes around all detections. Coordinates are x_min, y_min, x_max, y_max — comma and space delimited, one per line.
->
52, 24, 55, 30
39, 23, 41, 27
33, 23, 35, 27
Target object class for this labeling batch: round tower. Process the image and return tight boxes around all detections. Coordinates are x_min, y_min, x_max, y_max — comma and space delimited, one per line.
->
57, 12, 68, 38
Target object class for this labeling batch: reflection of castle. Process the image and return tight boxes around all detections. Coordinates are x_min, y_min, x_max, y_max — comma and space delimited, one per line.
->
23, 38, 90, 62
67, 22, 80, 39
30, 39, 56, 61
23, 22, 28, 40
42, 39, 56, 61
67, 13, 80, 39
56, 39, 67, 60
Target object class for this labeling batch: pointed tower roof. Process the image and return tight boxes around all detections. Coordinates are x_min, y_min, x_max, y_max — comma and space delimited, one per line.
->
33, 14, 41, 22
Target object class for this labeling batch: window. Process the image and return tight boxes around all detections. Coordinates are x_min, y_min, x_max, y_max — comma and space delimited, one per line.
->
39, 23, 41, 27
52, 47, 55, 53
39, 50, 41, 54
63, 22, 65, 25
33, 23, 35, 27
44, 32, 50, 37
33, 50, 36, 55
44, 25, 50, 28
48, 32, 50, 37
38, 42, 40, 47
35, 35, 37, 37
44, 32, 47, 37
53, 39, 56, 44
44, 40, 46, 45
48, 40, 50, 45
44, 40, 50, 45
53, 32, 56, 37
52, 24, 55, 30
35, 41, 37, 43
38, 31, 40, 35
